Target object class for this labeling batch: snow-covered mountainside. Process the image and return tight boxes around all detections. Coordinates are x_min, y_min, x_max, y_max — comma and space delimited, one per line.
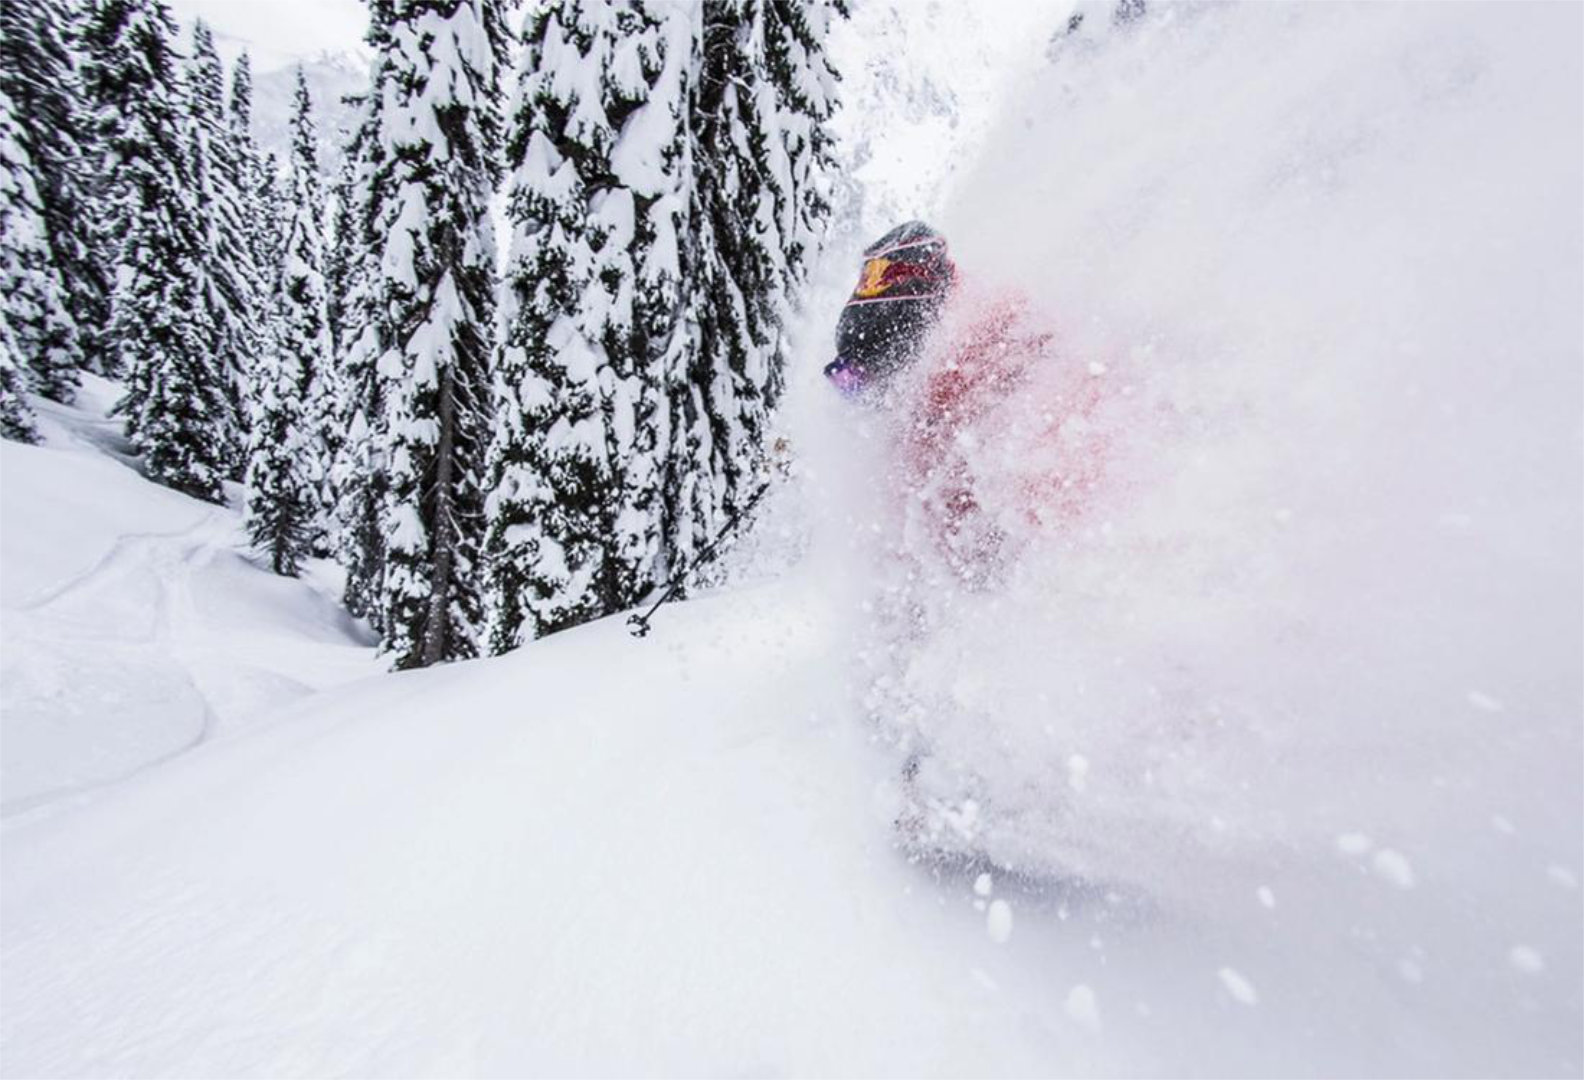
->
250, 51, 368, 167
2, 1, 1579, 1077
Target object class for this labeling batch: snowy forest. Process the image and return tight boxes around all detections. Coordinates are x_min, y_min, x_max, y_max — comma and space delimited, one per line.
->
2, 0, 838, 669
1, 0, 1580, 1076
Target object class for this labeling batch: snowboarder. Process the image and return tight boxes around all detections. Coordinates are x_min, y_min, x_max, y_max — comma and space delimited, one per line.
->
828, 224, 1112, 866
827, 221, 1067, 580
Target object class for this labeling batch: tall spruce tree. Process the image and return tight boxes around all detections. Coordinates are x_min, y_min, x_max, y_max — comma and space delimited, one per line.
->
186, 20, 266, 469
0, 77, 80, 407
244, 69, 328, 575
0, 84, 44, 442
279, 70, 337, 553
227, 53, 281, 313
328, 1, 397, 632
679, 0, 842, 540
0, 312, 39, 443
0, 0, 102, 385
242, 337, 313, 575
484, 0, 672, 648
481, 0, 842, 649
323, 142, 358, 366
757, 0, 843, 324
372, 0, 508, 669
87, 0, 229, 502
641, 0, 843, 590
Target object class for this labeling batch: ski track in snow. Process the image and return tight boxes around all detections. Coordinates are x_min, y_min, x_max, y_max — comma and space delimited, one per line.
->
3, 518, 225, 816
1, 378, 379, 819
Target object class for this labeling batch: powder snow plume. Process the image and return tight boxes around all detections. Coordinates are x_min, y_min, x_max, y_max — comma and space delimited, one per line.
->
788, 1, 1580, 1059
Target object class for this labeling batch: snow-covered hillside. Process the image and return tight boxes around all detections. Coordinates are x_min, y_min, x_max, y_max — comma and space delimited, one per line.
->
0, 377, 379, 817
2, 1, 1580, 1077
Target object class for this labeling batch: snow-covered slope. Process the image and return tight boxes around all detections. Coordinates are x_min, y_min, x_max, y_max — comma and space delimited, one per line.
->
2, 580, 1097, 1077
2, 2, 1580, 1077
0, 377, 378, 816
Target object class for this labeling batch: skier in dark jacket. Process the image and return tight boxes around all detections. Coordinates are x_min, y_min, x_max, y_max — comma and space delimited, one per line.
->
824, 221, 956, 396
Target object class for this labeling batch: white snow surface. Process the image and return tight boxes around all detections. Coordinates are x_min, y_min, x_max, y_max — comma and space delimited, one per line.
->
1, 377, 380, 817
3, 2, 1582, 1078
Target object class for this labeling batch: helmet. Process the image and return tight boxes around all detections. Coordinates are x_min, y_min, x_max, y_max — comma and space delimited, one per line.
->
826, 221, 955, 395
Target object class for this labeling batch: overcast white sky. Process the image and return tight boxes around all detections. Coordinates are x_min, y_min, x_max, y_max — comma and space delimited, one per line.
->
165, 0, 369, 71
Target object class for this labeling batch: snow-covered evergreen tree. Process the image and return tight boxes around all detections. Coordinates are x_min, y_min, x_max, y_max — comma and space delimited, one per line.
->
0, 76, 80, 405
640, 0, 843, 585
327, 2, 397, 632
680, 0, 842, 535
244, 69, 329, 575
324, 145, 358, 365
484, 0, 672, 648
0, 77, 43, 442
227, 52, 281, 307
185, 20, 266, 468
277, 70, 335, 551
87, 0, 230, 502
756, 0, 843, 316
481, 0, 842, 649
0, 0, 104, 382
0, 314, 39, 443
242, 339, 314, 575
372, 0, 508, 669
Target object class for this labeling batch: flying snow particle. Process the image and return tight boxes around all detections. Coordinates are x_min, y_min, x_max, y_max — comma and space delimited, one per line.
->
1509, 946, 1545, 974
987, 899, 1014, 944
974, 872, 994, 897
1067, 754, 1090, 793
1217, 967, 1259, 1006
1336, 832, 1374, 856
1087, 360, 1108, 376
1466, 690, 1505, 713
1065, 984, 1102, 1032
1397, 958, 1424, 984
970, 968, 1000, 994
1546, 865, 1578, 890
1372, 849, 1416, 889
1256, 886, 1276, 909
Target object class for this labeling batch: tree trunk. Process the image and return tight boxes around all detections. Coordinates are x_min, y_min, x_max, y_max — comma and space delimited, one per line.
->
421, 355, 456, 666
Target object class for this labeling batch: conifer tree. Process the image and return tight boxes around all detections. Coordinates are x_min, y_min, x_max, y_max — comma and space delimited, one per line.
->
646, 0, 842, 582
484, 0, 671, 648
281, 70, 335, 553
242, 343, 313, 574
0, 0, 102, 383
0, 317, 39, 444
86, 0, 230, 502
186, 20, 265, 467
228, 53, 281, 307
324, 147, 358, 365
328, 1, 397, 631
244, 69, 328, 575
0, 77, 80, 405
0, 82, 42, 442
481, 0, 843, 649
372, 0, 508, 669
680, 0, 842, 536
757, 0, 843, 320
